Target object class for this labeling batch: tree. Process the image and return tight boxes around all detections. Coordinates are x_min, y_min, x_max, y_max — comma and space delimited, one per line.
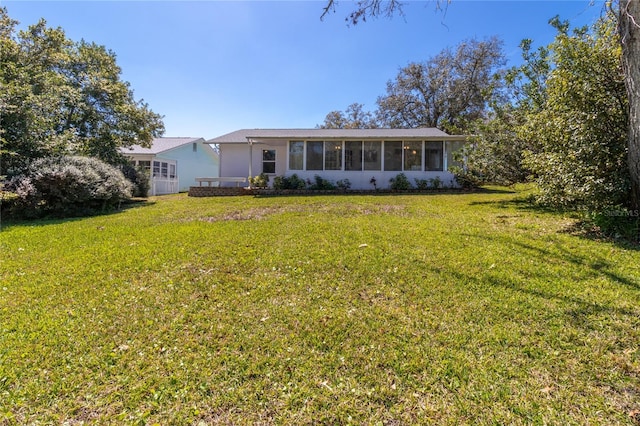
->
521, 15, 629, 210
0, 8, 164, 174
618, 0, 640, 210
318, 103, 377, 128
375, 37, 506, 133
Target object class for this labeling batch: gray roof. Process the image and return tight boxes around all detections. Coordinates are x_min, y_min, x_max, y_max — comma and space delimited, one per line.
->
207, 128, 459, 144
120, 137, 205, 155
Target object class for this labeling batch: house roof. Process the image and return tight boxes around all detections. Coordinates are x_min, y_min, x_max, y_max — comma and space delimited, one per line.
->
207, 128, 464, 144
121, 137, 205, 155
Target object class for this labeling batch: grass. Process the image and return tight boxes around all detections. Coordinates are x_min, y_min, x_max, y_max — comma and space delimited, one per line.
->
1, 189, 639, 424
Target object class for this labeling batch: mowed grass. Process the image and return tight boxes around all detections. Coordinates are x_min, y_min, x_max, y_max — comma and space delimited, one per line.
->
1, 189, 639, 425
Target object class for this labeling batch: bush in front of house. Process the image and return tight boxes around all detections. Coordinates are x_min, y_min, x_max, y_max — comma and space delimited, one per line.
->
248, 173, 270, 188
5, 155, 133, 219
336, 179, 351, 191
273, 174, 306, 190
308, 175, 336, 190
121, 163, 150, 197
389, 173, 412, 190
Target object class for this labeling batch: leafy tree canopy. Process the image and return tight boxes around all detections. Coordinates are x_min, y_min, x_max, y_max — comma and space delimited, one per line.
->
318, 103, 378, 129
376, 36, 505, 133
0, 8, 164, 174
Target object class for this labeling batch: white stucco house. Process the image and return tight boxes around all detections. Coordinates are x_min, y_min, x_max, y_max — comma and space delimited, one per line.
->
207, 128, 466, 190
121, 137, 219, 195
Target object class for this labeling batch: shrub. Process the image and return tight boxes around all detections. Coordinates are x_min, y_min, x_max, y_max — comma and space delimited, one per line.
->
430, 176, 443, 189
414, 178, 429, 190
272, 174, 306, 190
249, 173, 270, 188
389, 173, 412, 190
336, 179, 351, 191
451, 166, 481, 190
121, 164, 150, 197
308, 175, 336, 190
6, 156, 133, 219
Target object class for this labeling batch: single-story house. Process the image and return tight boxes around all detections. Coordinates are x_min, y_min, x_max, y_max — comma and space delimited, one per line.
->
207, 128, 467, 190
121, 137, 219, 195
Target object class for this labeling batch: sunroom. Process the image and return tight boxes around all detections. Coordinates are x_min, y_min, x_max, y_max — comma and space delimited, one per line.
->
208, 128, 467, 190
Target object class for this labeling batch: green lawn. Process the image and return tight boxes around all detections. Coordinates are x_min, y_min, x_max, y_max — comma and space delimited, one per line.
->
1, 189, 639, 425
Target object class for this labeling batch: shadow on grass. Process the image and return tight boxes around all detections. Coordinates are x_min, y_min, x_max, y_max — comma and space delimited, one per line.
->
461, 231, 639, 293
0, 198, 156, 231
452, 233, 640, 328
470, 194, 640, 250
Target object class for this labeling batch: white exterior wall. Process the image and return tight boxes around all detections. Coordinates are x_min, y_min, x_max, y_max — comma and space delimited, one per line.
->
219, 144, 250, 187
218, 143, 287, 187
157, 141, 218, 192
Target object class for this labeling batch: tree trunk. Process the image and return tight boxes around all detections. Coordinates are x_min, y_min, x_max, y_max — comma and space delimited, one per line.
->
620, 0, 640, 210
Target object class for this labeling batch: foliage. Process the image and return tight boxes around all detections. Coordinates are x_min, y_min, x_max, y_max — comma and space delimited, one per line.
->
450, 165, 482, 190
308, 175, 336, 190
120, 164, 150, 198
521, 15, 629, 211
318, 103, 378, 129
389, 172, 412, 190
414, 178, 429, 190
336, 179, 351, 190
2, 191, 640, 423
248, 173, 270, 188
429, 176, 443, 189
375, 37, 506, 133
369, 176, 378, 190
5, 155, 133, 219
272, 174, 306, 190
0, 8, 164, 175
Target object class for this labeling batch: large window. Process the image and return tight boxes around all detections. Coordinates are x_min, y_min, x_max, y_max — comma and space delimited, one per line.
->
262, 149, 276, 174
404, 141, 422, 171
425, 141, 444, 171
384, 141, 403, 171
364, 141, 381, 170
344, 141, 362, 171
306, 141, 323, 170
324, 141, 342, 170
289, 141, 304, 170
447, 140, 466, 169
286, 139, 448, 172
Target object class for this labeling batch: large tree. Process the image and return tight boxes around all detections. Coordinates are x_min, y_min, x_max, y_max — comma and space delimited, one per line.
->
521, 15, 629, 210
318, 102, 378, 129
618, 0, 640, 209
375, 36, 505, 133
0, 8, 164, 174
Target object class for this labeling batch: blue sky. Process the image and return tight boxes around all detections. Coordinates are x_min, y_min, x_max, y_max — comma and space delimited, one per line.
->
4, 1, 604, 139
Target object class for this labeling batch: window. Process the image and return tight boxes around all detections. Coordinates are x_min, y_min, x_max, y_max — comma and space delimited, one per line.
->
425, 141, 443, 171
306, 141, 323, 170
384, 141, 403, 171
138, 160, 151, 171
152, 160, 175, 178
192, 142, 198, 152
344, 141, 362, 171
324, 141, 342, 170
447, 140, 466, 169
289, 141, 304, 170
262, 149, 276, 174
364, 141, 381, 170
403, 141, 422, 171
